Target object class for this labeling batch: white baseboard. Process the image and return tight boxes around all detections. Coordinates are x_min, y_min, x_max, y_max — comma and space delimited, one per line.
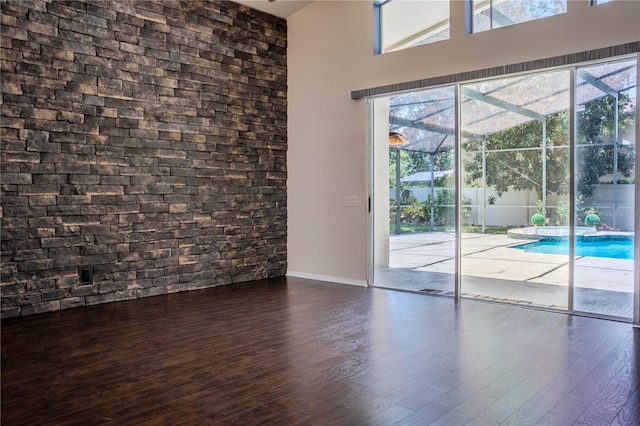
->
286, 271, 368, 287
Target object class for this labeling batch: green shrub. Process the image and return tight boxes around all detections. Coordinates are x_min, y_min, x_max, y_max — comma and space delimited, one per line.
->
584, 213, 601, 227
531, 213, 546, 226
390, 189, 471, 230
425, 190, 472, 227
554, 200, 569, 226
400, 205, 424, 224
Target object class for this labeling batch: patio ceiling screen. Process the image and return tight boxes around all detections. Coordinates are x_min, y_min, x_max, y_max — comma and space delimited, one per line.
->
388, 57, 637, 153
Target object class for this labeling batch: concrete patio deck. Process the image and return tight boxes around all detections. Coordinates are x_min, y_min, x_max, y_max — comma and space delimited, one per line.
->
374, 232, 634, 319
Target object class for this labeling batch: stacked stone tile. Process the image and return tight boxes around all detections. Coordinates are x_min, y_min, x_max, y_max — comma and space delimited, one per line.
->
0, 0, 288, 317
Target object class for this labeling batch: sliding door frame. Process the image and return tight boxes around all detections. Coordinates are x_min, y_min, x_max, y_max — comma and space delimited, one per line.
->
568, 66, 576, 314
454, 84, 462, 301
365, 51, 639, 324
635, 55, 640, 326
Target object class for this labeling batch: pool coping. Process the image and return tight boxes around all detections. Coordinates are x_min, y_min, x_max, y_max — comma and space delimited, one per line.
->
507, 227, 633, 242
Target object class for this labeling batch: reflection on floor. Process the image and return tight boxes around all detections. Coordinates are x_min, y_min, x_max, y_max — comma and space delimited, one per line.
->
374, 232, 634, 319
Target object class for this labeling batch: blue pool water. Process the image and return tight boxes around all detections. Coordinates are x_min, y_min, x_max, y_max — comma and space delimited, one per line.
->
514, 238, 634, 259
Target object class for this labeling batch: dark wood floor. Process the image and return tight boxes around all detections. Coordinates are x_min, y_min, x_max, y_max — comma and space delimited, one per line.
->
2, 276, 639, 425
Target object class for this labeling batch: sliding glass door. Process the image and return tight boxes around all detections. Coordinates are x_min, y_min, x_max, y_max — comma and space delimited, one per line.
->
370, 87, 457, 296
459, 70, 571, 309
574, 59, 637, 319
369, 55, 638, 322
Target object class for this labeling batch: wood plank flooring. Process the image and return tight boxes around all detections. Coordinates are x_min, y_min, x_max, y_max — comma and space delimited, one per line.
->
2, 276, 639, 425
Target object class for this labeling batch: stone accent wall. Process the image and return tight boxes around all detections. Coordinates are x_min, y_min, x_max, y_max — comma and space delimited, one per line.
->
0, 0, 287, 318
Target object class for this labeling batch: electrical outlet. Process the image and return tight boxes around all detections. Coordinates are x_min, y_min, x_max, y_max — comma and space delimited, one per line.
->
311, 248, 318, 258
80, 267, 93, 283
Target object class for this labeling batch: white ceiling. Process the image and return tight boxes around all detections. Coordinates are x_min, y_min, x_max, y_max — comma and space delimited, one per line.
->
232, 0, 313, 19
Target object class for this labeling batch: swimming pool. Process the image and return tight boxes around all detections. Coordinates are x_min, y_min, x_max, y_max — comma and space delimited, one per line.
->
514, 238, 634, 259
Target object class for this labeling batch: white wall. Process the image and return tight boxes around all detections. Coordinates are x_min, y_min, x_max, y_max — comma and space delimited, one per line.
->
287, 0, 640, 284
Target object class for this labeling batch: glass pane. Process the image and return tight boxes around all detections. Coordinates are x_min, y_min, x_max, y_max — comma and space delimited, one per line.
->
574, 59, 636, 319
372, 86, 456, 296
472, 0, 567, 33
381, 0, 450, 53
461, 69, 571, 309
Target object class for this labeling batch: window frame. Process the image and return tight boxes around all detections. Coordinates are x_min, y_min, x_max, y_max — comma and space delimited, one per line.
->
466, 0, 569, 34
374, 0, 451, 55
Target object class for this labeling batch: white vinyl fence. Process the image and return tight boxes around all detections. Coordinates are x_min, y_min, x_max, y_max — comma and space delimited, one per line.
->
390, 184, 634, 230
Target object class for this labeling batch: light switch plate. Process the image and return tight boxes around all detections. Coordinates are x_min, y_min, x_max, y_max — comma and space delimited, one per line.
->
343, 195, 359, 207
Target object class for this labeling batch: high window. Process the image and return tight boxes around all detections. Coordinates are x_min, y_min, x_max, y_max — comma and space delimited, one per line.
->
374, 0, 450, 54
469, 0, 567, 33
375, 1, 572, 54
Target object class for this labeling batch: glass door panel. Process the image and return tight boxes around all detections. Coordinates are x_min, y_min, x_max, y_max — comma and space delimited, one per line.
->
460, 70, 571, 309
371, 86, 457, 296
574, 59, 637, 319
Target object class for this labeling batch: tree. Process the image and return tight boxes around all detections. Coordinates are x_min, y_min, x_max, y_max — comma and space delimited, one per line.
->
576, 92, 635, 198
463, 91, 636, 202
389, 149, 453, 186
388, 148, 429, 187
463, 111, 569, 202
